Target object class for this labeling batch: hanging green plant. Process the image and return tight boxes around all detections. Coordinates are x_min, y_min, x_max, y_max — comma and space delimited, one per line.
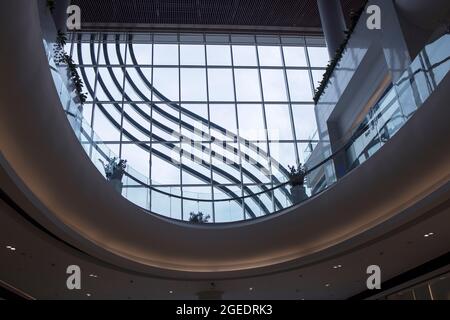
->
53, 31, 87, 105
287, 164, 307, 187
313, 1, 368, 104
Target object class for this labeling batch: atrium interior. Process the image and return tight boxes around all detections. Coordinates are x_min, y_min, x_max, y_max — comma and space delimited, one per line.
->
0, 0, 449, 300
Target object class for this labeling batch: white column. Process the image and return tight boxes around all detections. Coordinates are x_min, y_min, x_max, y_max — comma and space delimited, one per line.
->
317, 0, 347, 58
52, 0, 71, 32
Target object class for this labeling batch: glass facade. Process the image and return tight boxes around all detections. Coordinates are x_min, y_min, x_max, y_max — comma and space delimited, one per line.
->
67, 32, 328, 221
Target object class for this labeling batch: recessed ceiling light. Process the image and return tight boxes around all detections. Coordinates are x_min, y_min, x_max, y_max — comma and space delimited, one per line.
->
86, 293, 91, 297
169, 290, 173, 294
424, 232, 435, 238
6, 245, 16, 251
333, 264, 342, 269
249, 287, 254, 291
325, 283, 331, 287
89, 274, 99, 278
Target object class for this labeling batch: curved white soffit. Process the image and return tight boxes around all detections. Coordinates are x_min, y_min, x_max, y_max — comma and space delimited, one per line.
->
1, 0, 450, 278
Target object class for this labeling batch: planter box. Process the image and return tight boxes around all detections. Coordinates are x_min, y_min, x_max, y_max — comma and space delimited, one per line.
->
291, 185, 308, 205
108, 179, 123, 194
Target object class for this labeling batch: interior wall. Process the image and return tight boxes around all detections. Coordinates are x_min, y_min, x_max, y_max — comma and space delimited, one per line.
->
394, 0, 450, 57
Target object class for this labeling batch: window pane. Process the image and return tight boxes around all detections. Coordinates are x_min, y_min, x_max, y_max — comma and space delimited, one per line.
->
123, 104, 151, 142
184, 150, 211, 181
153, 68, 179, 101
265, 104, 293, 141
98, 43, 126, 65
96, 68, 124, 101
210, 104, 237, 141
180, 45, 205, 65
258, 46, 283, 66
232, 45, 257, 66
76, 42, 97, 65
283, 46, 307, 66
206, 45, 232, 66
82, 104, 93, 124
214, 187, 244, 222
181, 104, 209, 141
123, 186, 150, 210
153, 44, 178, 65
183, 187, 213, 221
240, 142, 270, 184
151, 103, 180, 141
292, 105, 317, 140
308, 47, 329, 67
181, 148, 211, 185
270, 142, 297, 178
181, 68, 207, 101
287, 70, 313, 102
298, 142, 317, 164
151, 144, 181, 184
261, 70, 288, 101
151, 187, 181, 219
122, 143, 150, 176
212, 143, 241, 184
93, 105, 121, 141
237, 104, 266, 141
123, 68, 152, 101
208, 69, 235, 101
234, 69, 261, 102
129, 43, 152, 65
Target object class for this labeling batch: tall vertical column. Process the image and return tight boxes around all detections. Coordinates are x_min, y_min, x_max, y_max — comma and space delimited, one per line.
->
317, 0, 347, 58
52, 0, 71, 32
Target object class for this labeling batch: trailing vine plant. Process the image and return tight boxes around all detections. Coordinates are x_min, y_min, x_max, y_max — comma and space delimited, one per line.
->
53, 31, 87, 105
313, 1, 369, 104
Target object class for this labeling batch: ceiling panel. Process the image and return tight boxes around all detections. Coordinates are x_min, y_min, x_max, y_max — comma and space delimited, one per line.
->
70, 0, 367, 32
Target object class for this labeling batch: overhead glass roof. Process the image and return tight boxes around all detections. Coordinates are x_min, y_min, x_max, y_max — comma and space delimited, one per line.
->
67, 32, 328, 222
